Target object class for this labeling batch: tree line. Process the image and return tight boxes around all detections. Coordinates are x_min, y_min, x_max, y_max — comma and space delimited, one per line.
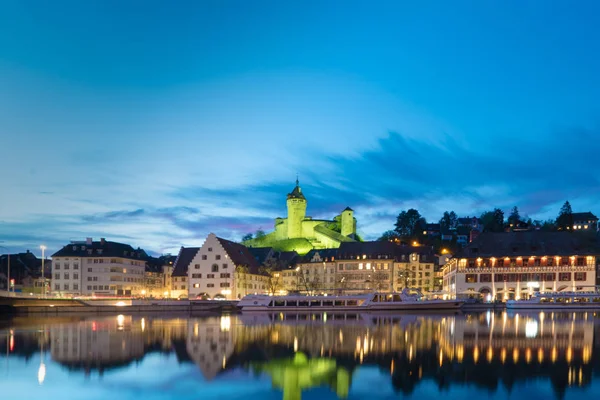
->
378, 201, 580, 250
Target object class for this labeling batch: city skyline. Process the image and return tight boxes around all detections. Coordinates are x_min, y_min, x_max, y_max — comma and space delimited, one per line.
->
2, 1, 600, 255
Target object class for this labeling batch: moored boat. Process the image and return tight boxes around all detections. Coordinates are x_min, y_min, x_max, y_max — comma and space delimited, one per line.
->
237, 289, 463, 311
506, 288, 600, 310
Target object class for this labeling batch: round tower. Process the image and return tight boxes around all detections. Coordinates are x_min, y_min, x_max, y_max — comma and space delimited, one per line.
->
341, 207, 355, 237
286, 178, 307, 238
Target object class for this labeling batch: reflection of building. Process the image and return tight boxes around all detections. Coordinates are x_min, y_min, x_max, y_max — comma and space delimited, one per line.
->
51, 238, 147, 296
443, 232, 600, 300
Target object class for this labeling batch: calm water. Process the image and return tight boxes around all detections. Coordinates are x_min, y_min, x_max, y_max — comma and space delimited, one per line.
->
1, 310, 599, 400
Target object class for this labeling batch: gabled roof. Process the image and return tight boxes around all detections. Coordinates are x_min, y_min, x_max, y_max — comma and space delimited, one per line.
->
343, 206, 354, 212
572, 212, 598, 221
300, 248, 338, 263
216, 237, 261, 273
275, 251, 299, 266
455, 231, 600, 258
52, 239, 146, 260
172, 247, 199, 277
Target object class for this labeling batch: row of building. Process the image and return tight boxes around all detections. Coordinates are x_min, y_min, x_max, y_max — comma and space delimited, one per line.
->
46, 229, 600, 301
48, 233, 442, 299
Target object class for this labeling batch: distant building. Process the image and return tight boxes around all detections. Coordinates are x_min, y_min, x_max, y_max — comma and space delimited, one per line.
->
171, 247, 198, 299
51, 238, 146, 296
242, 179, 358, 253
572, 212, 598, 231
442, 231, 600, 300
424, 223, 441, 237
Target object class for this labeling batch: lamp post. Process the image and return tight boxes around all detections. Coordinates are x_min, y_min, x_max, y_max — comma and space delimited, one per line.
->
40, 246, 46, 298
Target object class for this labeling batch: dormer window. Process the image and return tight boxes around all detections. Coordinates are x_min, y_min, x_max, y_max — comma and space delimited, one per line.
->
87, 249, 92, 255
72, 246, 77, 251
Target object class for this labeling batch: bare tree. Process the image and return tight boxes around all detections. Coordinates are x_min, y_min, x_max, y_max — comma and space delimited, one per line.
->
235, 265, 249, 298
297, 269, 320, 295
370, 270, 391, 292
259, 260, 283, 296
336, 273, 351, 295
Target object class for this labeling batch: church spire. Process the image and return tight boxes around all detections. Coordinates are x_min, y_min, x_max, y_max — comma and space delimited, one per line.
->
296, 174, 299, 187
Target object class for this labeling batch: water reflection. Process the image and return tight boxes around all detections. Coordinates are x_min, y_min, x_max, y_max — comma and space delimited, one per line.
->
1, 311, 599, 399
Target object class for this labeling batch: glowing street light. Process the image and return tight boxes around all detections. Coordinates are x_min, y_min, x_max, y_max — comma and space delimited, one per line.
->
40, 245, 47, 298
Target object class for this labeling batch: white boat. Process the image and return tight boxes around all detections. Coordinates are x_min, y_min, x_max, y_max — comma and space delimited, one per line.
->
237, 289, 463, 311
506, 288, 600, 310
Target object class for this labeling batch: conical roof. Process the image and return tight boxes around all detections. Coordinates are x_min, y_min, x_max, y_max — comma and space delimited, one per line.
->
287, 178, 306, 200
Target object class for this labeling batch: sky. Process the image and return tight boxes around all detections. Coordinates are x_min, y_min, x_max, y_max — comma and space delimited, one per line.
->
1, 1, 599, 256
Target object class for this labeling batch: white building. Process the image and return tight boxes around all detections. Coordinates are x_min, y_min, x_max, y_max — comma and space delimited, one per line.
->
188, 233, 269, 300
51, 238, 146, 296
442, 231, 600, 301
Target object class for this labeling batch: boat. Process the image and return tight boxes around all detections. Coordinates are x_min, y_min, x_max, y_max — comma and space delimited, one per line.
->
506, 288, 600, 310
237, 289, 463, 311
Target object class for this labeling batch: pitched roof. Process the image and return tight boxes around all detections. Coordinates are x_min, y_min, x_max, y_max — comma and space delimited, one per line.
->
215, 237, 261, 273
275, 251, 299, 265
248, 247, 273, 265
300, 248, 338, 263
455, 231, 600, 258
51, 239, 146, 260
343, 206, 354, 212
572, 212, 598, 221
172, 247, 199, 277
338, 241, 397, 259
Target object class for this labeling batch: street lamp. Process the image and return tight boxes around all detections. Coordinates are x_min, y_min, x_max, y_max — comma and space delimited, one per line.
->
40, 245, 46, 298
0, 244, 10, 295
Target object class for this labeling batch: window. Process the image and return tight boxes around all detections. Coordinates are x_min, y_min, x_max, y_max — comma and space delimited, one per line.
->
544, 273, 556, 281
207, 283, 215, 287
465, 274, 477, 283
559, 272, 571, 281
220, 273, 231, 278
208, 247, 213, 252
93, 285, 98, 290
54, 273, 60, 279
216, 255, 221, 260
193, 283, 200, 288
54, 284, 60, 290
87, 286, 92, 290
480, 274, 492, 282
207, 274, 215, 278
195, 264, 200, 269
181, 285, 185, 289
575, 272, 587, 281
211, 264, 219, 272
339, 264, 344, 271
64, 263, 70, 270
88, 268, 92, 272
202, 255, 207, 260
93, 277, 98, 281
192, 274, 202, 278
73, 284, 78, 290
64, 284, 69, 290
55, 263, 60, 269
220, 282, 230, 287
222, 263, 228, 269
74, 263, 79, 270
64, 273, 69, 279
87, 277, 92, 281
73, 273, 78, 279
577, 257, 585, 266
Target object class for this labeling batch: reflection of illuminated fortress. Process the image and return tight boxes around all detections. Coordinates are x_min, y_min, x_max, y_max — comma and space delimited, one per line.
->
37, 312, 598, 398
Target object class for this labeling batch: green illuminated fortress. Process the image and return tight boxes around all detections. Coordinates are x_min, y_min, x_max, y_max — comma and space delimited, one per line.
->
243, 179, 358, 254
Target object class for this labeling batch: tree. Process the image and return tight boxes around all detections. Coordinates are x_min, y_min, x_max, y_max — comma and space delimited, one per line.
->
439, 211, 457, 231
480, 209, 505, 232
508, 206, 521, 226
297, 269, 320, 295
369, 270, 391, 292
259, 260, 283, 296
235, 265, 249, 298
241, 233, 254, 242
378, 230, 400, 242
556, 201, 574, 231
394, 209, 424, 237
255, 229, 266, 239
541, 219, 556, 231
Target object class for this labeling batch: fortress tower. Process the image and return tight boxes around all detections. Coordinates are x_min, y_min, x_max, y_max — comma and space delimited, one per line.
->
286, 178, 307, 239
341, 207, 356, 237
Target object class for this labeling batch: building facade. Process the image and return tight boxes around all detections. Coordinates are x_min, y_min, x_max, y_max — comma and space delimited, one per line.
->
442, 231, 600, 300
572, 212, 599, 231
188, 233, 269, 300
51, 238, 146, 296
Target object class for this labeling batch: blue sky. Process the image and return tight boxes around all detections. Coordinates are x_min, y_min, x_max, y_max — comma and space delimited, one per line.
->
1, 1, 599, 256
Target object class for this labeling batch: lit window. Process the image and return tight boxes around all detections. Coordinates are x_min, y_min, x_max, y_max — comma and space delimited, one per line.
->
366, 263, 371, 269
359, 263, 363, 270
